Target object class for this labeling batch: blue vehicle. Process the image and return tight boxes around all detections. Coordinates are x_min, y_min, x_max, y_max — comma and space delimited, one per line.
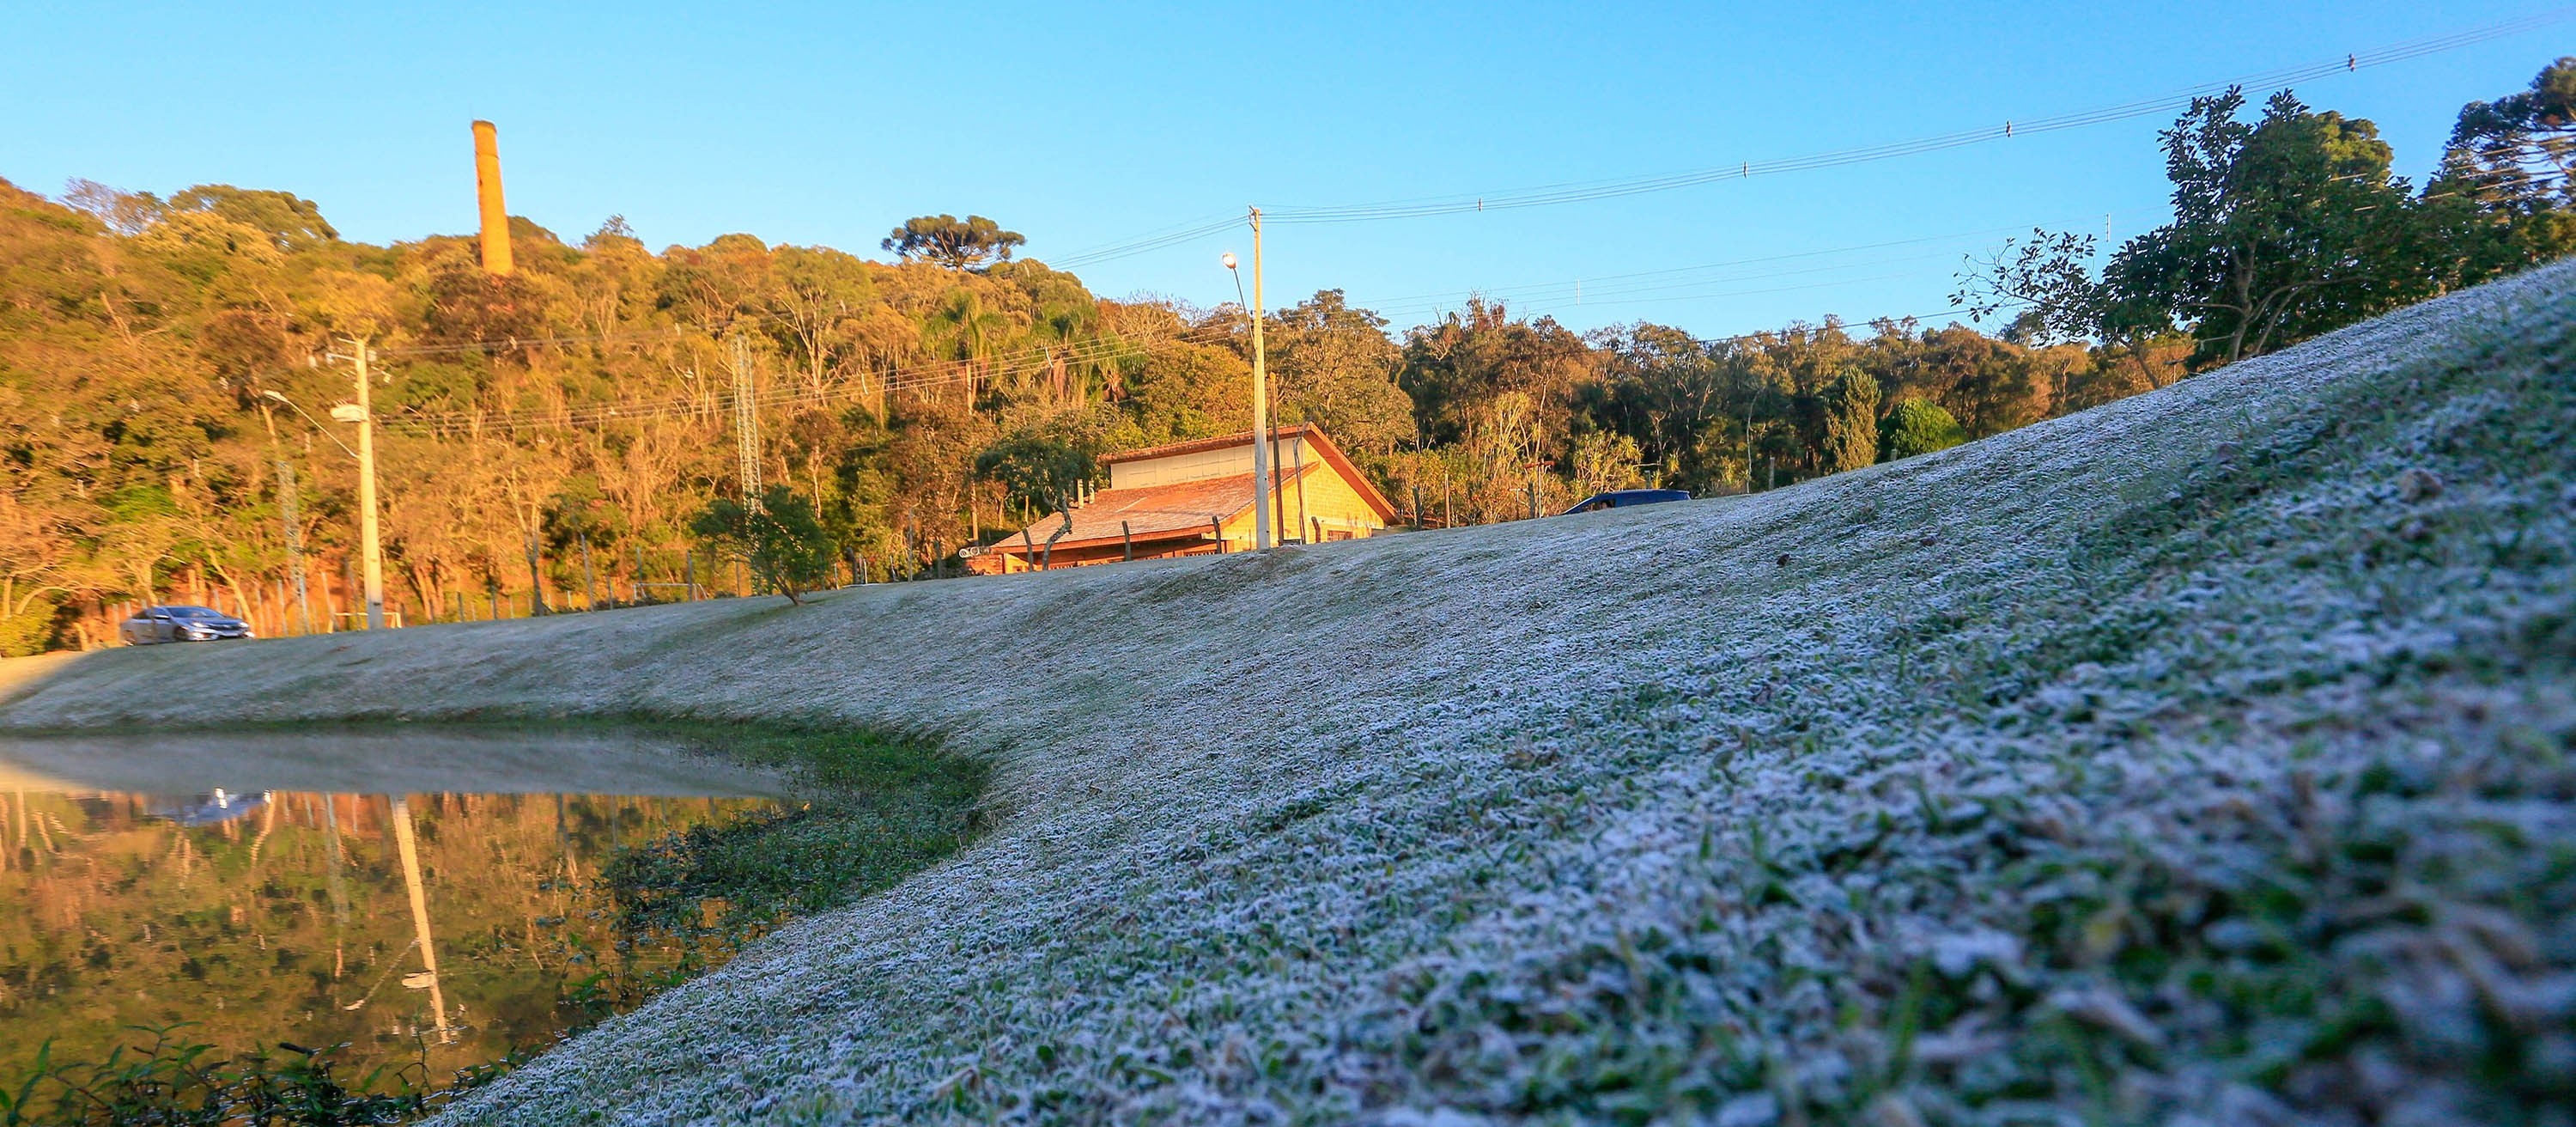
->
1559, 488, 1691, 516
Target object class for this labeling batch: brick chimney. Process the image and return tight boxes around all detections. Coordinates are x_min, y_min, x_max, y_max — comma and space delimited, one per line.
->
471, 120, 513, 277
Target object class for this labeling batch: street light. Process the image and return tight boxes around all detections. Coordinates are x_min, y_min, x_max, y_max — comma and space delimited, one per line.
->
260, 390, 358, 459
1224, 215, 1272, 551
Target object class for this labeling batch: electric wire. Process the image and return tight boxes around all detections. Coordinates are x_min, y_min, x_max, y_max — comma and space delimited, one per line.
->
1254, 9, 2573, 223
334, 12, 2572, 432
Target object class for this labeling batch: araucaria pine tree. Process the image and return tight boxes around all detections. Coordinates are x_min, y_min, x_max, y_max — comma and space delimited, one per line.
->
1823, 366, 1881, 473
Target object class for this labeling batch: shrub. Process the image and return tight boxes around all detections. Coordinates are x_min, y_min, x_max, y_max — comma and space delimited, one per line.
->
1879, 399, 1968, 461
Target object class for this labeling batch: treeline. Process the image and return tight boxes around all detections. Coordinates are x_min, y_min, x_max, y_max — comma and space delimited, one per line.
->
1, 58, 2567, 655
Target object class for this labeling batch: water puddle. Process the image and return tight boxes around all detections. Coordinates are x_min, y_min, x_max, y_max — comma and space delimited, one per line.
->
0, 730, 788, 1100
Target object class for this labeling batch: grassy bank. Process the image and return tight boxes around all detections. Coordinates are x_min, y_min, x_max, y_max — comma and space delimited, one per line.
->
587, 721, 990, 951
2, 262, 2568, 1125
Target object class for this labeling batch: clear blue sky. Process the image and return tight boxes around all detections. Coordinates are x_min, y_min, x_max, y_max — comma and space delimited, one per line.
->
3, 2, 2564, 338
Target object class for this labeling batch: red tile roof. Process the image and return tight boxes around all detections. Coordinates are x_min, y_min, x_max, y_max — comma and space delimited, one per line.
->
1102, 423, 1327, 466
987, 424, 1399, 561
996, 464, 1319, 555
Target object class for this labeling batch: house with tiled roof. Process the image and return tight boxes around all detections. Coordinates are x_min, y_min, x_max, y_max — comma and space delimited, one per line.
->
968, 424, 1396, 574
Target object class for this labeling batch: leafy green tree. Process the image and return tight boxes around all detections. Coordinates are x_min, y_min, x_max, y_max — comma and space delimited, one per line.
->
1957, 228, 2183, 393
59, 178, 164, 235
1960, 88, 2444, 373
882, 215, 1024, 271
1820, 366, 1880, 473
690, 486, 835, 604
1267, 290, 1414, 459
1399, 299, 1592, 454
922, 287, 1018, 410
2117, 89, 2444, 367
764, 245, 878, 398
1878, 399, 1967, 460
975, 420, 1110, 517
167, 185, 338, 250
542, 476, 627, 554
2428, 57, 2576, 281
660, 233, 775, 332
1569, 430, 1646, 496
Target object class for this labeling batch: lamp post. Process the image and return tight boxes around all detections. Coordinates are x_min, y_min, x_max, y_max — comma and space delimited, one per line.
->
1224, 211, 1272, 550
260, 390, 356, 458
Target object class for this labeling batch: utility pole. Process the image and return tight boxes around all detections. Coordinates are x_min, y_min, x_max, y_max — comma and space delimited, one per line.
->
328, 337, 387, 631
1249, 207, 1271, 550
355, 338, 384, 630
1223, 216, 1272, 551
389, 795, 453, 1044
731, 335, 762, 512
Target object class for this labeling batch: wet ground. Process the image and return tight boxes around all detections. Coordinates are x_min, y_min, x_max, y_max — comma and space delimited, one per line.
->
0, 730, 784, 1092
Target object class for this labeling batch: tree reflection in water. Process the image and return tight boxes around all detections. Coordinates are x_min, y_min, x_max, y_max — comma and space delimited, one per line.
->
0, 787, 775, 1090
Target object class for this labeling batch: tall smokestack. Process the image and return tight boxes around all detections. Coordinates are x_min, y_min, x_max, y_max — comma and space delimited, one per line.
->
471, 120, 513, 277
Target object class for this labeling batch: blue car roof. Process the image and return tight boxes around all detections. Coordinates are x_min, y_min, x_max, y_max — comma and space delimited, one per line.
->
1559, 489, 1691, 515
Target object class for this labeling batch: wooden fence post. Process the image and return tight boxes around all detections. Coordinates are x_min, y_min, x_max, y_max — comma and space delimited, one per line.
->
1122, 521, 1133, 561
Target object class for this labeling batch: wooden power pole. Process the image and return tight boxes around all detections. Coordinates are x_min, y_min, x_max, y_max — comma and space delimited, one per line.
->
731, 336, 762, 511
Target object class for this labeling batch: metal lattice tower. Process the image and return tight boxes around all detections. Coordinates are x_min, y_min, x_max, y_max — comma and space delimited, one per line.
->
730, 335, 762, 511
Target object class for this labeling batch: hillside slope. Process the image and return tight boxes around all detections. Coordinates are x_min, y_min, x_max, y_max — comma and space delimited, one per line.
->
5, 261, 2573, 1124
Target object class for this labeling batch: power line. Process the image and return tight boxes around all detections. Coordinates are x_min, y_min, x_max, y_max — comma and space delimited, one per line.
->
1253, 9, 2573, 224
1043, 215, 1248, 270
1343, 229, 2068, 322
368, 11, 2567, 365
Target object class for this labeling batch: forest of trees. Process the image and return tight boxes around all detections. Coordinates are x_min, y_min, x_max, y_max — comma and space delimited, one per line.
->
2, 59, 2567, 655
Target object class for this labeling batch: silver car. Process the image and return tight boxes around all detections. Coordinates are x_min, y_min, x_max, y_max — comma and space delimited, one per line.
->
120, 605, 255, 645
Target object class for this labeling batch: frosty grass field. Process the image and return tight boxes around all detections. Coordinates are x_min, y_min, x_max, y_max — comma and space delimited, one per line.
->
3, 260, 2572, 1124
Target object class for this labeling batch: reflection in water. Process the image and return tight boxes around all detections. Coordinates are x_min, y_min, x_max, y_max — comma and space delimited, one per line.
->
0, 787, 772, 1089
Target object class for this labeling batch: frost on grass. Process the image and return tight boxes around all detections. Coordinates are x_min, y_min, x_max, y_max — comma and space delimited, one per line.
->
4, 262, 2573, 1124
